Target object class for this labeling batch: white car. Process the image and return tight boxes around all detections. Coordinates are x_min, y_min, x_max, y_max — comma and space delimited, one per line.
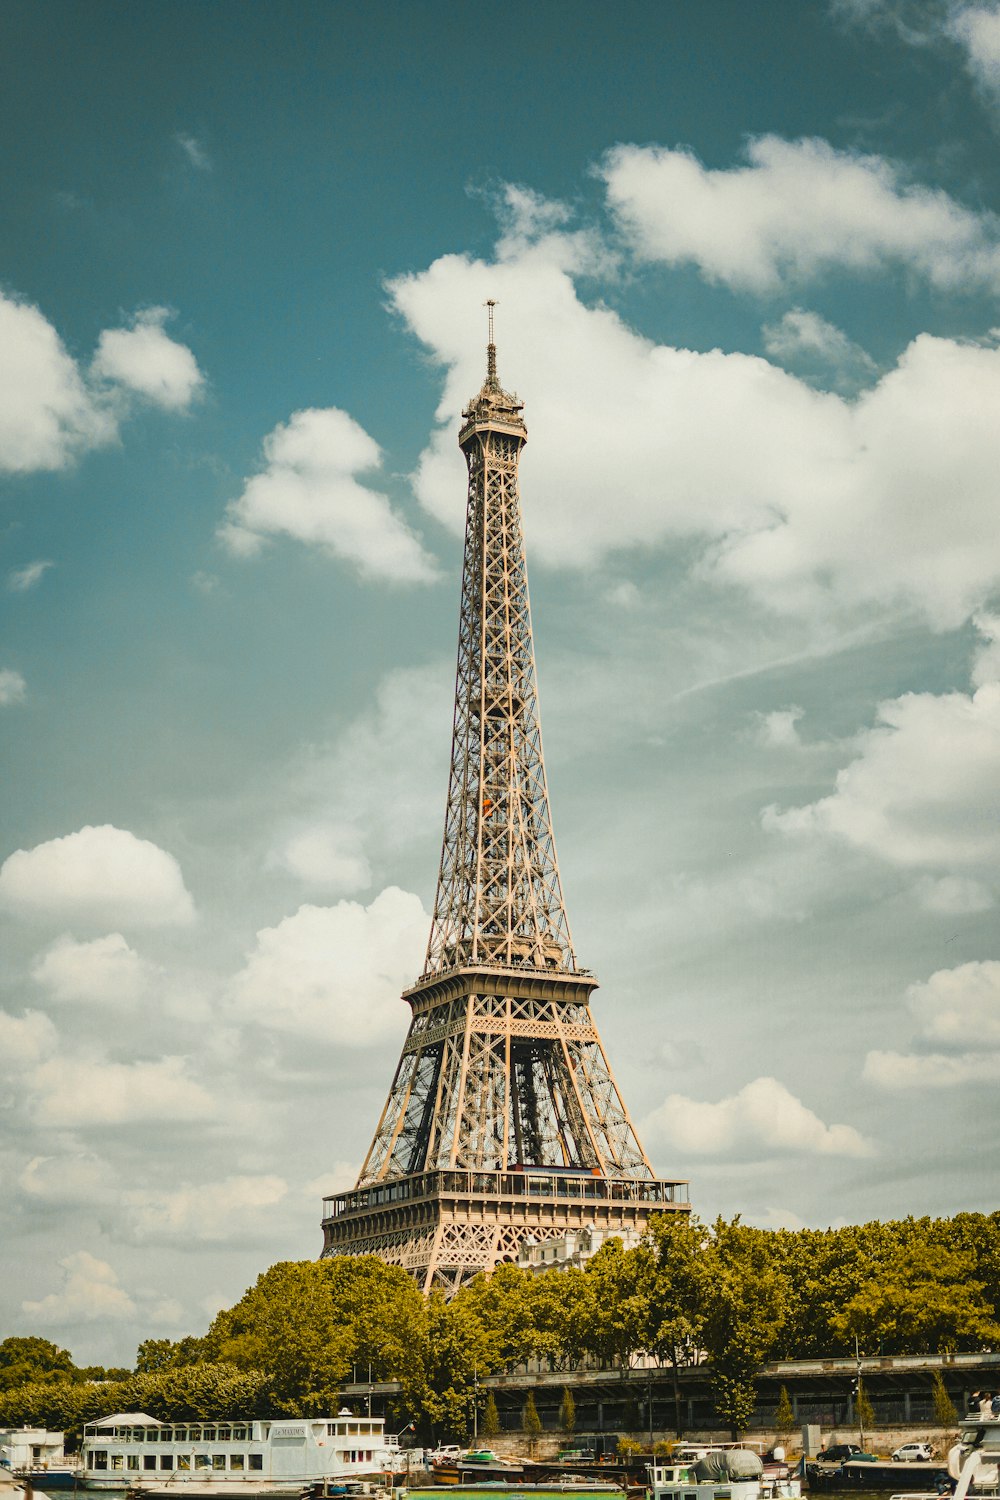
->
892, 1443, 933, 1462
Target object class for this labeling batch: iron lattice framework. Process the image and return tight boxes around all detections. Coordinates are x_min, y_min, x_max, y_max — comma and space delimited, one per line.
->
322, 316, 688, 1291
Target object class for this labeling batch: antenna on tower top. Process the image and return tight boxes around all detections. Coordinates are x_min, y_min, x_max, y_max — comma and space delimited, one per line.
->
485, 298, 498, 385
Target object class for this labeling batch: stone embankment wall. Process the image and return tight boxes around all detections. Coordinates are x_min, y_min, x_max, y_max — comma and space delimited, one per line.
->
484, 1426, 961, 1460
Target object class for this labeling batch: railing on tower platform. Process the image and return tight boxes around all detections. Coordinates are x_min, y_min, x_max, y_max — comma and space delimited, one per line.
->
323, 1168, 690, 1221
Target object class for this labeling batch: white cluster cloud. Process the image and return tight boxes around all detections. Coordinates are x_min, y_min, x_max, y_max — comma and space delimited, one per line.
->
22, 1250, 182, 1328
973, 612, 1000, 687
271, 661, 450, 892
0, 1009, 58, 1066
20, 1150, 117, 1206
31, 1054, 216, 1127
762, 308, 878, 390
0, 824, 196, 927
764, 682, 1000, 900
864, 960, 1000, 1089
0, 668, 27, 706
122, 1174, 288, 1244
227, 886, 427, 1046
23, 1251, 137, 1324
601, 135, 1000, 293
644, 1075, 872, 1158
0, 294, 115, 472
31, 933, 153, 1006
175, 132, 211, 171
0, 292, 203, 474
91, 307, 204, 410
276, 826, 372, 894
7, 560, 53, 592
950, 4, 1000, 96
219, 406, 437, 584
754, 706, 806, 749
391, 229, 1000, 628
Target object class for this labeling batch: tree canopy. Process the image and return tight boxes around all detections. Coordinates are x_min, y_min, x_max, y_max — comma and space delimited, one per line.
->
1, 1209, 998, 1440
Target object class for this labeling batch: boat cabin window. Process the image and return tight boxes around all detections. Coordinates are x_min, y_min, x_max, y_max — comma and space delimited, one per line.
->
213, 1455, 226, 1470
175, 1429, 187, 1442
230, 1455, 245, 1470
189, 1429, 202, 1442
111, 1456, 124, 1471
194, 1455, 210, 1470
143, 1456, 156, 1471
202, 1428, 217, 1442
92, 1452, 108, 1470
232, 1426, 249, 1441
218, 1427, 231, 1441
127, 1456, 140, 1471
249, 1454, 263, 1470
178, 1455, 190, 1470
160, 1456, 173, 1470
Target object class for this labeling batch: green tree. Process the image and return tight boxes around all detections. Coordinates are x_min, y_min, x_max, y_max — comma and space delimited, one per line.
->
932, 1371, 958, 1426
644, 1213, 709, 1436
832, 1241, 1000, 1354
135, 1337, 206, 1374
856, 1377, 875, 1433
774, 1386, 795, 1432
455, 1263, 538, 1370
702, 1218, 788, 1439
483, 1391, 501, 1439
0, 1337, 76, 1390
522, 1390, 542, 1435
531, 1266, 590, 1370
579, 1239, 650, 1374
416, 1291, 490, 1438
559, 1386, 576, 1434
206, 1261, 353, 1414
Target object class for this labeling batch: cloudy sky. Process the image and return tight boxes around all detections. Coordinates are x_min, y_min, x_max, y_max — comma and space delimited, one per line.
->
3, 0, 1000, 1365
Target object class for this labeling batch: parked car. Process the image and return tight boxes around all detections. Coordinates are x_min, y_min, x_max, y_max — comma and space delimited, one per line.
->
893, 1443, 933, 1463
823, 1445, 863, 1464
822, 1445, 878, 1464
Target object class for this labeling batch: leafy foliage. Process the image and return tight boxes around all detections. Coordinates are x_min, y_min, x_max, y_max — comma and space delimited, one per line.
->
774, 1386, 795, 1431
4, 1210, 1000, 1439
483, 1390, 501, 1438
559, 1385, 576, 1434
0, 1337, 76, 1390
932, 1370, 958, 1426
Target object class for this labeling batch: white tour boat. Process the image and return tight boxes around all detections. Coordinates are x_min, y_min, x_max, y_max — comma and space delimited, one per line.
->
948, 1413, 1000, 1500
80, 1411, 404, 1494
647, 1449, 800, 1500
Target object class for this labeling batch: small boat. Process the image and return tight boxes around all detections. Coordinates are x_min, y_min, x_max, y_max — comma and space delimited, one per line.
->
647, 1450, 801, 1500
79, 1411, 405, 1494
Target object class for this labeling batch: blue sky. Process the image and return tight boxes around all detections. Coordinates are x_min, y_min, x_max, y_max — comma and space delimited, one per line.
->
3, 0, 1000, 1362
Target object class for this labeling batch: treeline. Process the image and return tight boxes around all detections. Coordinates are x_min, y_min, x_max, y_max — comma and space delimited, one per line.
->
2, 1211, 998, 1442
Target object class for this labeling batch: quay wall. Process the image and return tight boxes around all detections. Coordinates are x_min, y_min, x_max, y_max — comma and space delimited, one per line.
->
479, 1426, 962, 1460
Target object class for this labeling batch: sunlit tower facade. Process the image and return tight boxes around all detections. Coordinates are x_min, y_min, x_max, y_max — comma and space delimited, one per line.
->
321, 309, 689, 1292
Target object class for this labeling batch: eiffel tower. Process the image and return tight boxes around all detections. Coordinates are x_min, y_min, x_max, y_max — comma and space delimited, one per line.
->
321, 308, 689, 1292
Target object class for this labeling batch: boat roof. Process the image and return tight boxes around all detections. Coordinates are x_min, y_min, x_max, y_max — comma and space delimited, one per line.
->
90, 1413, 163, 1428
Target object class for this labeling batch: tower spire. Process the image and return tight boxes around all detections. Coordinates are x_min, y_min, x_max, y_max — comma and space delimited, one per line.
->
485, 298, 498, 387
320, 326, 689, 1293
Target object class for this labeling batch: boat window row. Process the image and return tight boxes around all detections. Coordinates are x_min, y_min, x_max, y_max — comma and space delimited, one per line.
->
95, 1426, 254, 1442
90, 1453, 265, 1472
326, 1424, 380, 1437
